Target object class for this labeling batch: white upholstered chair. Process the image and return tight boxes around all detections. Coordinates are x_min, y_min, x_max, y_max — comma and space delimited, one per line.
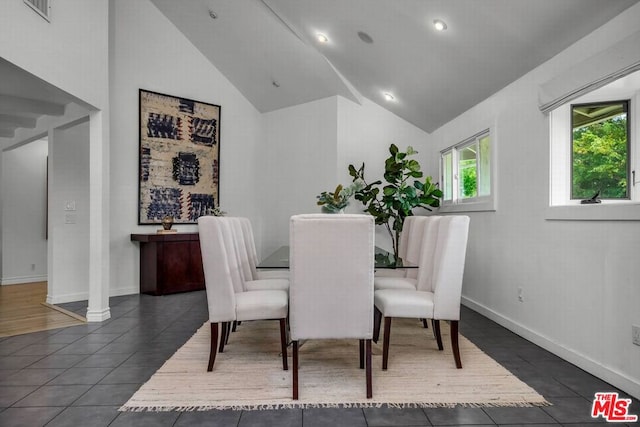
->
289, 214, 375, 399
228, 217, 289, 292
374, 215, 419, 278
238, 217, 290, 281
373, 215, 470, 369
374, 216, 441, 291
198, 216, 289, 372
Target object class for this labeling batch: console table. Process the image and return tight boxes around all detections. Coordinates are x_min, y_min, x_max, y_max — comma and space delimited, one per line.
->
130, 232, 205, 295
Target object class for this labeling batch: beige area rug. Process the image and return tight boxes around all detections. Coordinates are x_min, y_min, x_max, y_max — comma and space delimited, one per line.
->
121, 318, 549, 411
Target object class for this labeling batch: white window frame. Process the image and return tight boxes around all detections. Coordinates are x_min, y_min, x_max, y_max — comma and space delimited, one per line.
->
24, 0, 50, 22
547, 71, 640, 221
439, 128, 496, 213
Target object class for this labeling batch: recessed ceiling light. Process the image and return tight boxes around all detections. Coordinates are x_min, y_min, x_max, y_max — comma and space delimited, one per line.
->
383, 92, 395, 102
433, 19, 447, 31
316, 33, 329, 43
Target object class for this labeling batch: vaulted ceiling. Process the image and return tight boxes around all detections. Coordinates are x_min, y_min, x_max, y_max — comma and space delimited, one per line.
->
150, 0, 639, 133
1, 0, 638, 141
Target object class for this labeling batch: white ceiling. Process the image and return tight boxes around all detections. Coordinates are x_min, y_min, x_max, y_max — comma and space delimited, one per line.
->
150, 0, 639, 133
1, 0, 638, 140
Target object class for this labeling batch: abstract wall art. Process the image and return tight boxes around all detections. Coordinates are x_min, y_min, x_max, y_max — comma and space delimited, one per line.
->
138, 89, 220, 224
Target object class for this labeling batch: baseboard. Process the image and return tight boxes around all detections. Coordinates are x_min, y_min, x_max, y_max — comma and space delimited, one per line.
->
47, 292, 89, 305
86, 307, 111, 322
110, 286, 138, 298
462, 296, 640, 400
0, 274, 48, 285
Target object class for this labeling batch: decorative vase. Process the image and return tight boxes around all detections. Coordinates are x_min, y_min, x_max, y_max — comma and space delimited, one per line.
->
161, 215, 174, 230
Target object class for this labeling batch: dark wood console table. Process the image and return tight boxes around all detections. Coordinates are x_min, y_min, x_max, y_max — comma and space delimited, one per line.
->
130, 232, 204, 295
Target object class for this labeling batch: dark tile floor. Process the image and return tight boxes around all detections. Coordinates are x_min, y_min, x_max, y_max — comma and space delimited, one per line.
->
0, 291, 637, 426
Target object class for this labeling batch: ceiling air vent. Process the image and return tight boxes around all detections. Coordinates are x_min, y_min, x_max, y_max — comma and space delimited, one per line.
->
24, 0, 50, 22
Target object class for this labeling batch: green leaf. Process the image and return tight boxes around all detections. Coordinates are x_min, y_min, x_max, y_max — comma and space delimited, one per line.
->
348, 164, 357, 177
403, 186, 417, 198
389, 143, 398, 156
406, 159, 418, 171
383, 186, 396, 196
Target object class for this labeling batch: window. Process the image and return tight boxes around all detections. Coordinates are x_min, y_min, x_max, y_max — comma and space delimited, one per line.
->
440, 130, 494, 212
571, 101, 629, 200
548, 70, 640, 220
24, 0, 50, 22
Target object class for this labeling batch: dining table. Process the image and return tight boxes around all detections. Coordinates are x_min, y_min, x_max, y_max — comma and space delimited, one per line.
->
257, 246, 417, 270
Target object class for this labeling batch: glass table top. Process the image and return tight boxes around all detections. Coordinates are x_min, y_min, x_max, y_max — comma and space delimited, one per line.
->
257, 246, 417, 270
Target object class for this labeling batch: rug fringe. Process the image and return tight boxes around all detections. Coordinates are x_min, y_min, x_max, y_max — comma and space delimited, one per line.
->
119, 399, 551, 412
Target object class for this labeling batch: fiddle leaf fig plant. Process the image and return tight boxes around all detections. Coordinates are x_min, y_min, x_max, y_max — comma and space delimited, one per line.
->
348, 144, 443, 262
316, 181, 364, 213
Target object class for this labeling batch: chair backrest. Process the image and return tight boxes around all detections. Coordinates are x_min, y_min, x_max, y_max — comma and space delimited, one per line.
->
289, 214, 375, 340
198, 216, 241, 322
225, 217, 256, 283
413, 216, 442, 289
396, 215, 414, 264
238, 217, 261, 279
403, 216, 430, 279
431, 215, 470, 321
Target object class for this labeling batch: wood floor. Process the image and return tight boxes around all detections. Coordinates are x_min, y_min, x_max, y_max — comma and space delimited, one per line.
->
0, 282, 86, 337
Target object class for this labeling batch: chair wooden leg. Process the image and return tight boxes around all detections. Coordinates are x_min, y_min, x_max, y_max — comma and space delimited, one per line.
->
359, 339, 364, 369
219, 322, 227, 353
366, 339, 372, 398
432, 319, 443, 350
373, 306, 382, 343
292, 341, 299, 400
279, 318, 288, 371
225, 321, 232, 345
232, 320, 237, 332
208, 322, 218, 371
382, 317, 392, 370
422, 318, 429, 328
451, 320, 462, 368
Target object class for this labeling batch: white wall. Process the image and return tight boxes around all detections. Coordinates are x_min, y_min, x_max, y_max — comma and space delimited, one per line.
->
337, 96, 431, 250
0, 0, 109, 110
427, 4, 640, 398
1, 139, 48, 285
1, 0, 110, 319
258, 95, 431, 257
260, 96, 339, 256
110, 0, 265, 295
47, 122, 90, 303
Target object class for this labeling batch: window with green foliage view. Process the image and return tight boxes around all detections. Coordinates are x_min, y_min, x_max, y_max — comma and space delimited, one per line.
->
441, 131, 491, 205
571, 101, 629, 199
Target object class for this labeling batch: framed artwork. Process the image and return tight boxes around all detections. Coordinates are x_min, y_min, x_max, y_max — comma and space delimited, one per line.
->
138, 89, 220, 225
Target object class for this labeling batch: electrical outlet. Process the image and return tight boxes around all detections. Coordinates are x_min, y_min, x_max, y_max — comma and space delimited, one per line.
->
633, 325, 640, 346
517, 287, 524, 303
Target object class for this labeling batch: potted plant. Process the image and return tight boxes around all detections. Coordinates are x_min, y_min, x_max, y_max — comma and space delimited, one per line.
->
316, 181, 364, 213
348, 144, 442, 262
